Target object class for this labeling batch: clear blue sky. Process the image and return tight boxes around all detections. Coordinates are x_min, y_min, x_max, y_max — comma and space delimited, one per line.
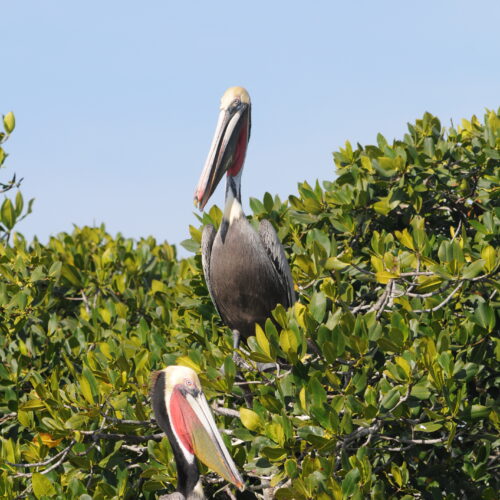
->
3, 1, 499, 256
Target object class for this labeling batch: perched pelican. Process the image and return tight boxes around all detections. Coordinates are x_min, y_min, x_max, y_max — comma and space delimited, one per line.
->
194, 87, 295, 350
151, 366, 244, 499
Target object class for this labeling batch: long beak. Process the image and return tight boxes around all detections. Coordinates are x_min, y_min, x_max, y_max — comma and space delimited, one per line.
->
174, 387, 244, 490
194, 104, 249, 210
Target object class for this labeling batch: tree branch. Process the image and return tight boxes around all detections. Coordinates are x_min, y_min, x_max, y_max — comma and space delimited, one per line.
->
411, 281, 463, 313
79, 430, 164, 443
212, 406, 240, 418
10, 440, 77, 478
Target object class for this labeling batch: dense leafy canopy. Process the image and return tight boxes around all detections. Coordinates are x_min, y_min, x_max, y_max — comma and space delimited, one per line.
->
0, 109, 499, 499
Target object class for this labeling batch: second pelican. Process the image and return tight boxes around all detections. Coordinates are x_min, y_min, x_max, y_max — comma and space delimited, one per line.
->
151, 366, 244, 499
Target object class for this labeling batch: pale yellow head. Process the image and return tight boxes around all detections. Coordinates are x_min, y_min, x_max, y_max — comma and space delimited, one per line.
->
162, 365, 202, 393
220, 86, 251, 110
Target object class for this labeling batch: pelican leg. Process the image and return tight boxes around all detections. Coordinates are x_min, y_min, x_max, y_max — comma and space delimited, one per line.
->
232, 329, 241, 351
233, 329, 276, 373
232, 329, 252, 370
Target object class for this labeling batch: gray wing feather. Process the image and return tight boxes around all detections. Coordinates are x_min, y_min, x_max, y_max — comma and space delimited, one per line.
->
258, 219, 296, 307
158, 493, 186, 500
201, 224, 223, 317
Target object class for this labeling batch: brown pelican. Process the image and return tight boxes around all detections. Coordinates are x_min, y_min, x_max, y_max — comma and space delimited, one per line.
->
194, 87, 295, 350
151, 366, 244, 499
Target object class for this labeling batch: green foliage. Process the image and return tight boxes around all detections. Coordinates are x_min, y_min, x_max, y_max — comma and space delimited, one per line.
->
0, 112, 34, 240
1, 109, 499, 499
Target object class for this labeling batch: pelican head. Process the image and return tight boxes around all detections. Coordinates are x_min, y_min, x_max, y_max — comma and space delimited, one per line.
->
151, 366, 244, 497
194, 86, 252, 210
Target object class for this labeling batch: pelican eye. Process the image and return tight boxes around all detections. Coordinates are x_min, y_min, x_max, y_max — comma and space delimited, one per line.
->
231, 99, 241, 110
185, 378, 193, 387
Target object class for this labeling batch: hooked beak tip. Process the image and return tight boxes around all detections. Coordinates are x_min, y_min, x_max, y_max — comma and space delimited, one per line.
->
194, 196, 205, 211
193, 190, 204, 211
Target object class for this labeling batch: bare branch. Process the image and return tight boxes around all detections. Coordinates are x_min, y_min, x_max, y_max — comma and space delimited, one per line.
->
10, 440, 77, 478
0, 412, 16, 424
399, 271, 434, 277
79, 430, 164, 443
465, 270, 499, 283
378, 435, 448, 445
121, 444, 148, 454
369, 279, 395, 319
450, 218, 462, 243
404, 282, 452, 298
7, 440, 76, 470
232, 380, 263, 386
411, 281, 463, 313
212, 406, 240, 418
350, 303, 372, 314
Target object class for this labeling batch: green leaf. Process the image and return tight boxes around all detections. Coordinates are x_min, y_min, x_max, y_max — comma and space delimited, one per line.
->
249, 197, 265, 214
261, 446, 287, 460
48, 261, 62, 277
473, 303, 495, 331
381, 388, 400, 410
180, 238, 199, 252
284, 458, 298, 478
391, 463, 403, 487
279, 329, 298, 355
481, 245, 496, 273
32, 473, 56, 499
239, 408, 261, 431
3, 112, 15, 134
151, 279, 167, 294
263, 192, 274, 212
20, 399, 46, 411
469, 405, 491, 419
342, 467, 360, 496
395, 228, 414, 250
1, 198, 15, 230
61, 263, 83, 288
308, 377, 327, 408
325, 257, 349, 270
309, 291, 326, 322
14, 191, 24, 217
415, 276, 442, 293
64, 413, 89, 429
255, 323, 271, 358
414, 422, 443, 432
375, 271, 398, 284
79, 367, 98, 405
461, 259, 485, 279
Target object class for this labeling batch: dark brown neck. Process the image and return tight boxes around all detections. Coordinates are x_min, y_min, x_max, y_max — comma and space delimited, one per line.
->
152, 373, 204, 499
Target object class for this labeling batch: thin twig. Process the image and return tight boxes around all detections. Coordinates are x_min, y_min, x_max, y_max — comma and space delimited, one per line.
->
11, 440, 77, 478
378, 435, 448, 445
79, 430, 163, 443
403, 282, 452, 298
81, 290, 91, 314
399, 271, 434, 277
350, 303, 372, 314
7, 440, 76, 469
232, 380, 263, 386
450, 218, 462, 243
212, 406, 240, 418
122, 444, 148, 454
0, 412, 16, 424
369, 279, 395, 319
411, 281, 463, 313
